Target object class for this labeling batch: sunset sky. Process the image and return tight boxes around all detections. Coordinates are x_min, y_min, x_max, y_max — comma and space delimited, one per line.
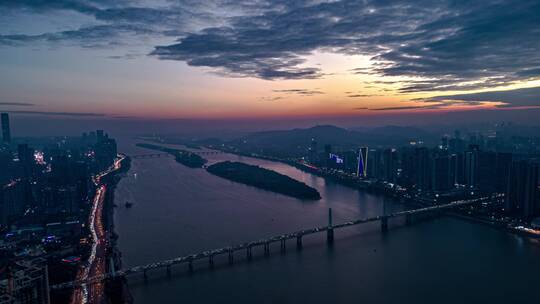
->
1, 0, 539, 124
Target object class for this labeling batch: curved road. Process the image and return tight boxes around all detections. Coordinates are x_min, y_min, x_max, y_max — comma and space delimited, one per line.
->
71, 156, 124, 304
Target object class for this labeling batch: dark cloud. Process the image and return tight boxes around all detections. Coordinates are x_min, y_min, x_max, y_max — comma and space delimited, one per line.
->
4, 110, 106, 117
1, 1, 539, 91
370, 105, 433, 111
421, 86, 540, 109
151, 0, 540, 88
272, 89, 324, 96
0, 0, 101, 15
259, 96, 284, 101
107, 52, 141, 60
259, 88, 323, 101
111, 115, 139, 119
0, 1, 210, 47
347, 94, 376, 98
0, 24, 157, 48
0, 102, 34, 106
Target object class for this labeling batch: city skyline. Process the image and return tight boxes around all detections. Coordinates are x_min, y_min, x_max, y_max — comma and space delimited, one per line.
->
1, 1, 540, 123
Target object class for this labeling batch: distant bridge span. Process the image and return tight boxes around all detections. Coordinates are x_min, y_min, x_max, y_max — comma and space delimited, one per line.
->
131, 150, 224, 159
51, 194, 500, 290
131, 153, 171, 159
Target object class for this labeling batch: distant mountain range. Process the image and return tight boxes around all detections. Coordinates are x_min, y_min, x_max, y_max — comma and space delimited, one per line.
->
235, 125, 439, 153
178, 123, 540, 154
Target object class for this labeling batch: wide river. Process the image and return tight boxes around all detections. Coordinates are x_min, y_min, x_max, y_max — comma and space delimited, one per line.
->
114, 139, 540, 303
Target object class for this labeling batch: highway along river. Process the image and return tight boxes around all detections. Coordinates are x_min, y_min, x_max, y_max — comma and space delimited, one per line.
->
114, 139, 540, 304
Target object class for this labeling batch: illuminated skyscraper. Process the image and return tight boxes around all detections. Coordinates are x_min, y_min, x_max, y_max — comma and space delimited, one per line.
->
1, 113, 10, 143
357, 147, 368, 177
309, 138, 318, 163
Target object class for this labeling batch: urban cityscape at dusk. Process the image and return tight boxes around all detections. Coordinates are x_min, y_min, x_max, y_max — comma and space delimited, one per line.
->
1, 1, 540, 303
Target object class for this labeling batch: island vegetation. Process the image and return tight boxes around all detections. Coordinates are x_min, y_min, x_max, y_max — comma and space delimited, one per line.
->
207, 161, 321, 200
136, 143, 207, 168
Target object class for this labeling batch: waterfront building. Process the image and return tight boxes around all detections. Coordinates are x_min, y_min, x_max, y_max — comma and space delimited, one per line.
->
17, 144, 35, 179
308, 138, 318, 163
464, 147, 479, 189
1, 113, 10, 144
432, 155, 452, 192
506, 160, 539, 219
383, 148, 398, 183
476, 151, 497, 193
414, 147, 431, 191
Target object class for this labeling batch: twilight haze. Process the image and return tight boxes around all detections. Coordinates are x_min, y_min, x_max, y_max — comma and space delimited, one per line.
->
1, 0, 540, 134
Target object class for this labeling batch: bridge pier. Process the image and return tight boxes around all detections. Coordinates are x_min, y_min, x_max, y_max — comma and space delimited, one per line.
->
247, 246, 253, 260
228, 249, 234, 265
327, 208, 334, 244
264, 242, 270, 257
209, 255, 214, 268
188, 258, 194, 273
296, 235, 303, 250
381, 217, 388, 232
405, 214, 412, 225
109, 257, 116, 277
280, 239, 286, 253
166, 265, 171, 276
143, 270, 148, 281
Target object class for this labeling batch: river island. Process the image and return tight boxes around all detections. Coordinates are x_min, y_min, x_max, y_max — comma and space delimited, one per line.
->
207, 161, 321, 200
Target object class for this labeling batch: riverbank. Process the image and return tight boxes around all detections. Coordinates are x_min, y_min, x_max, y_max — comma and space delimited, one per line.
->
69, 155, 132, 304
207, 161, 321, 200
101, 155, 133, 303
205, 146, 540, 240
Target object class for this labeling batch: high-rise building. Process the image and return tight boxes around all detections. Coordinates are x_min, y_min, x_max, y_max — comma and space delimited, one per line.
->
440, 136, 449, 150
450, 153, 465, 186
0, 180, 27, 227
495, 153, 512, 192
0, 258, 50, 304
383, 148, 398, 183
324, 144, 332, 167
464, 145, 480, 188
18, 144, 34, 179
96, 129, 105, 142
432, 155, 452, 192
309, 138, 318, 163
506, 160, 539, 219
523, 162, 539, 219
357, 147, 368, 177
368, 149, 382, 178
414, 147, 431, 190
1, 113, 11, 143
477, 151, 497, 193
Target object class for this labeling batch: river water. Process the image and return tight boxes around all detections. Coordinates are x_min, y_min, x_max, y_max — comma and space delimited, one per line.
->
114, 139, 540, 304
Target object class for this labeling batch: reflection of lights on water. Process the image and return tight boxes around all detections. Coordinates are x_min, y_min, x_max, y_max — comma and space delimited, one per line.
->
515, 226, 540, 235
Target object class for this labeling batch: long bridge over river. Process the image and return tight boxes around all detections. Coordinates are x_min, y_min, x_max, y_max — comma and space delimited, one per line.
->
50, 194, 501, 290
